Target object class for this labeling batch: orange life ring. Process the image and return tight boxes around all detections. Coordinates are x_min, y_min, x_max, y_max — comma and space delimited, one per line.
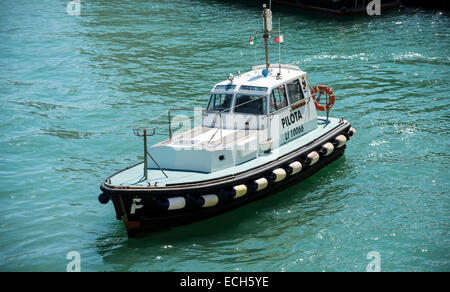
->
311, 85, 335, 111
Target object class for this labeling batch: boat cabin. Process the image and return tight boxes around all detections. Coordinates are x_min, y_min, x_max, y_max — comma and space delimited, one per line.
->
150, 64, 318, 173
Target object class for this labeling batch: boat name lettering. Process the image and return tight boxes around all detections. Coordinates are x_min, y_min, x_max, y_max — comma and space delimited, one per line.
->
281, 109, 303, 129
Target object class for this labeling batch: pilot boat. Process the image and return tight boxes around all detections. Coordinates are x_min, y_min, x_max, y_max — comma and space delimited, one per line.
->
98, 5, 356, 237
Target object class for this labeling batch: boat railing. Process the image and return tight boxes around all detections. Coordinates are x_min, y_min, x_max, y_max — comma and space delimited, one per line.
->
132, 127, 167, 180
135, 92, 276, 140
132, 93, 293, 179
169, 95, 277, 147
167, 107, 218, 143
166, 95, 271, 147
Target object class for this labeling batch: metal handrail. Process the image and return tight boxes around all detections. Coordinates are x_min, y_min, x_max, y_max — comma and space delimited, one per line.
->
138, 94, 211, 128
164, 94, 278, 146
131, 89, 314, 180
167, 107, 212, 142
133, 127, 156, 137
207, 111, 222, 145
132, 127, 167, 180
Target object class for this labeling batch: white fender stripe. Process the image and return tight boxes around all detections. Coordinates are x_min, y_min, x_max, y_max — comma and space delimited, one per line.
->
167, 197, 186, 210
335, 135, 347, 148
307, 151, 319, 166
272, 168, 286, 182
349, 127, 356, 136
201, 194, 219, 207
289, 161, 302, 175
322, 142, 334, 156
233, 184, 248, 198
255, 178, 268, 191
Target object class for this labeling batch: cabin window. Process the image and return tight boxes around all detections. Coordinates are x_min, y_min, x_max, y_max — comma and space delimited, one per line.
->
286, 79, 304, 104
215, 85, 236, 91
270, 85, 288, 113
234, 95, 267, 115
239, 85, 268, 92
207, 94, 233, 112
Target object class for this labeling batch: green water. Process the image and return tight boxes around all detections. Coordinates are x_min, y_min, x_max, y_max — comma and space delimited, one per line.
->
0, 0, 449, 272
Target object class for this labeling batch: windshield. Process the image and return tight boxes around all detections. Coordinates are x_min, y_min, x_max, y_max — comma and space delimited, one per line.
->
234, 94, 267, 115
207, 93, 233, 112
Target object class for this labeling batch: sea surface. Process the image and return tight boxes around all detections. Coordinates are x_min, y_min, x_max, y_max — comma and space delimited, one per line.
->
0, 0, 449, 272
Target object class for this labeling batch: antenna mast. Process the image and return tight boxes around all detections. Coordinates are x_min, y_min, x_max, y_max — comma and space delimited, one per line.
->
262, 4, 272, 71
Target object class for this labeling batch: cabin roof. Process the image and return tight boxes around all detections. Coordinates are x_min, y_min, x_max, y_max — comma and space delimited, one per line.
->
214, 64, 306, 91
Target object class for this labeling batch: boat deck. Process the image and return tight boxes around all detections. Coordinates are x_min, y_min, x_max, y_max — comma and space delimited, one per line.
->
108, 117, 342, 187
